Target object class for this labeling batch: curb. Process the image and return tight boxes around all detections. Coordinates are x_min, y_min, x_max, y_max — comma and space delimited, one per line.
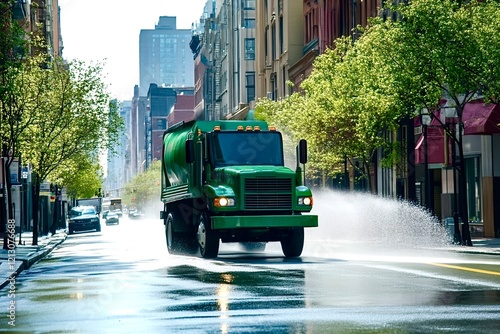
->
24, 233, 68, 268
0, 232, 67, 290
452, 249, 500, 256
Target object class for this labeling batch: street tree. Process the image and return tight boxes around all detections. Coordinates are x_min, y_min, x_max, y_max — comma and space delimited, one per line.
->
53, 153, 104, 200
257, 0, 500, 245
122, 160, 161, 213
255, 92, 345, 186
381, 0, 500, 245
47, 152, 104, 235
256, 31, 406, 191
0, 1, 31, 249
18, 55, 123, 245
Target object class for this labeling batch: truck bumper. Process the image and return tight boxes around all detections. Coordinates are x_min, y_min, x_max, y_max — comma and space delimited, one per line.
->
211, 214, 318, 230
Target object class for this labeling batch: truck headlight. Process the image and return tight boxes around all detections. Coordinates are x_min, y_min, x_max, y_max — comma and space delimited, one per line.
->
214, 197, 235, 207
298, 197, 313, 206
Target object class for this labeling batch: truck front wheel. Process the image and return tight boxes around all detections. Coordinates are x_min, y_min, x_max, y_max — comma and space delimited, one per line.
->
280, 227, 304, 258
197, 213, 219, 258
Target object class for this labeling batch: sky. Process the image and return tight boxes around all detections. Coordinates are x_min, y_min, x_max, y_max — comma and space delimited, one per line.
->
58, 0, 208, 101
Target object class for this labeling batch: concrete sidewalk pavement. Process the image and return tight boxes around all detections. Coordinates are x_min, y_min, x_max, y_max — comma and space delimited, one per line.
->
454, 237, 500, 256
0, 229, 67, 290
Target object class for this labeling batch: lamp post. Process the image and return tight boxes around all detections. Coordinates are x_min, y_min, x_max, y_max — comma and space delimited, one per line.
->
445, 118, 462, 244
420, 109, 432, 211
19, 165, 28, 245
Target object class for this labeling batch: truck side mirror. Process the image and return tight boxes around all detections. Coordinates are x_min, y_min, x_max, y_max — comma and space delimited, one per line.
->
299, 139, 307, 164
186, 139, 195, 163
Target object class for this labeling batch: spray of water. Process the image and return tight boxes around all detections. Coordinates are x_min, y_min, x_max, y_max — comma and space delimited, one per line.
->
305, 190, 451, 257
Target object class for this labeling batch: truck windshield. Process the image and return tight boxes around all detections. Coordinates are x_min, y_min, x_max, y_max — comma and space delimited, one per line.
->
211, 131, 284, 167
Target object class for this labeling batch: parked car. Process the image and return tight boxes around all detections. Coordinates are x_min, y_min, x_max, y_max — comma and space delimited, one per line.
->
105, 211, 120, 225
68, 206, 101, 235
102, 210, 110, 219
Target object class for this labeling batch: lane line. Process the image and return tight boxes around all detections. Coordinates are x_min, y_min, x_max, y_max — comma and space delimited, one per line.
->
430, 263, 500, 276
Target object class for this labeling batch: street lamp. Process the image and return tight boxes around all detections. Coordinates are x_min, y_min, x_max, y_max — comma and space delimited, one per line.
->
448, 118, 462, 244
441, 105, 462, 244
19, 165, 28, 245
420, 109, 432, 211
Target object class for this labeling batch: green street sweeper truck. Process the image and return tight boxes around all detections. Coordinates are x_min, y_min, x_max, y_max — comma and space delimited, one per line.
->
160, 120, 318, 258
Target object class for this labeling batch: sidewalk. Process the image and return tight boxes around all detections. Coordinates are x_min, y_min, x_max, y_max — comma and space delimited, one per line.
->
0, 229, 67, 289
453, 237, 500, 256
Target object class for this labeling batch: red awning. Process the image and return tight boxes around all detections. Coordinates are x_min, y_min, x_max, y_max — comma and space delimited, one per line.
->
415, 127, 448, 165
463, 99, 500, 135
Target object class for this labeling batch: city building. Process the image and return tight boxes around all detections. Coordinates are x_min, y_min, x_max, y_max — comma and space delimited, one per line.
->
255, 1, 304, 101
167, 94, 195, 128
256, 1, 380, 101
143, 84, 195, 167
191, 0, 256, 121
130, 85, 148, 176
139, 16, 194, 96
145, 84, 176, 167
190, 0, 216, 121
105, 100, 131, 197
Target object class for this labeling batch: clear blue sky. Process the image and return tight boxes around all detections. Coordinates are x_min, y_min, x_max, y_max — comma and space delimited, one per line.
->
59, 0, 207, 101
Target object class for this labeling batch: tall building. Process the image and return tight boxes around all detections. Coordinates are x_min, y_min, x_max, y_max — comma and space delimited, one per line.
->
145, 84, 177, 168
255, 1, 304, 101
105, 100, 131, 197
191, 0, 256, 121
130, 86, 148, 175
190, 0, 217, 120
139, 16, 194, 96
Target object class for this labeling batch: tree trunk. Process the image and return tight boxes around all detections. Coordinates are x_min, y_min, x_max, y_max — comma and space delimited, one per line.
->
1, 157, 9, 250
31, 173, 41, 246
2, 157, 16, 250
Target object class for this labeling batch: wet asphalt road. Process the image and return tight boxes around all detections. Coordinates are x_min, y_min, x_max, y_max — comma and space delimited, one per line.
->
3, 214, 500, 333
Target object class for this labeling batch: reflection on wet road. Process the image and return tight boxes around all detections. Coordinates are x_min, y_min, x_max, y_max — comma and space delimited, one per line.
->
5, 216, 500, 333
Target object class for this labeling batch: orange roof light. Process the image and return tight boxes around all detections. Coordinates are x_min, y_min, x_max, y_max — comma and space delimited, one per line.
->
254, 126, 261, 131
246, 126, 253, 131
214, 126, 221, 131
269, 126, 277, 131
237, 125, 244, 131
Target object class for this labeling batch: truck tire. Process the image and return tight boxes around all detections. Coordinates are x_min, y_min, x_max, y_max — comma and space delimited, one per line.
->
166, 213, 183, 255
280, 227, 304, 258
197, 213, 219, 258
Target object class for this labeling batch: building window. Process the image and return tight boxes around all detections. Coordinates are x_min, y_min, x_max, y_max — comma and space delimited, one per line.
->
244, 0, 255, 9
244, 19, 255, 28
246, 72, 255, 103
279, 17, 283, 55
245, 38, 255, 60
271, 25, 276, 61
155, 118, 167, 130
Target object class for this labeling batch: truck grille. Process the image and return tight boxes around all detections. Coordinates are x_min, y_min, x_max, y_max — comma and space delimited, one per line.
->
244, 178, 293, 210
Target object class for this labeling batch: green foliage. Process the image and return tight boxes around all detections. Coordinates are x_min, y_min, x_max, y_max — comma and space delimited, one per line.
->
0, 1, 30, 159
256, 0, 500, 190
50, 153, 104, 199
388, 0, 500, 107
16, 54, 124, 184
122, 160, 161, 209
